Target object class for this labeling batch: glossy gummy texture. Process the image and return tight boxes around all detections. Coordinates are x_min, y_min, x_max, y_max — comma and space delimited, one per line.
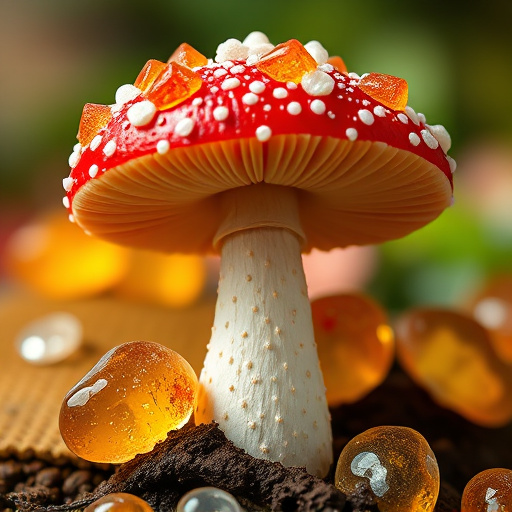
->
335, 426, 440, 512
84, 493, 155, 512
176, 487, 242, 512
461, 468, 512, 512
59, 341, 198, 463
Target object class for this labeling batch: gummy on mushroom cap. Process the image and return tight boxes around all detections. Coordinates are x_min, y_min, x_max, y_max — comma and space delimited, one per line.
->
62, 33, 455, 477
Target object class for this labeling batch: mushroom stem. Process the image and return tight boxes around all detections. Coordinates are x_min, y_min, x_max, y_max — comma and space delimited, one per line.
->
196, 184, 333, 477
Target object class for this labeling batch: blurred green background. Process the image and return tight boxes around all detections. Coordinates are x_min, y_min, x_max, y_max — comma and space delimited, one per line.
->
1, 0, 512, 310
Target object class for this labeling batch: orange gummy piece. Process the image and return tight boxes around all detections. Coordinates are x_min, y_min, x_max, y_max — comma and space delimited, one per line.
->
77, 103, 112, 146
169, 42, 208, 69
134, 59, 167, 93
256, 39, 318, 84
395, 308, 512, 427
59, 341, 198, 463
461, 468, 512, 512
327, 56, 348, 74
85, 493, 154, 512
146, 62, 203, 110
312, 294, 394, 405
335, 426, 440, 512
359, 72, 409, 111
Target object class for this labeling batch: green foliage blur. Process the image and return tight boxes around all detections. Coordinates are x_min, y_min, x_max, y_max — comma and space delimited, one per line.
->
1, 0, 511, 307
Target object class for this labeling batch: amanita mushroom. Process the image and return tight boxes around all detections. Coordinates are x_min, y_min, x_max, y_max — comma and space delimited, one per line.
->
63, 32, 455, 477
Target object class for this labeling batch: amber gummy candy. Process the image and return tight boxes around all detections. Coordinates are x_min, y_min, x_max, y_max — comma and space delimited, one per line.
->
5, 211, 128, 300
85, 493, 154, 512
77, 103, 112, 146
311, 293, 394, 405
335, 426, 440, 512
395, 308, 512, 427
461, 468, 512, 512
146, 62, 203, 110
358, 72, 409, 111
327, 56, 348, 74
256, 39, 318, 84
468, 275, 512, 363
134, 59, 167, 93
59, 341, 198, 464
169, 43, 208, 69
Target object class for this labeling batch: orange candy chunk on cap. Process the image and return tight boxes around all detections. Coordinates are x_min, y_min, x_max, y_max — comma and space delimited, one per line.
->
146, 61, 203, 111
169, 43, 208, 69
256, 39, 318, 84
134, 59, 168, 93
77, 103, 112, 146
359, 72, 409, 111
327, 56, 348, 74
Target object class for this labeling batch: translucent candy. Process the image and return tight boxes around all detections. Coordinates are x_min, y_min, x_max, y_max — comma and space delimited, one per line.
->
358, 72, 409, 111
327, 56, 348, 74
4, 211, 129, 300
16, 312, 82, 366
84, 493, 154, 512
256, 39, 318, 84
461, 468, 512, 512
115, 251, 206, 308
335, 426, 440, 512
395, 308, 512, 427
176, 487, 242, 512
311, 294, 394, 405
468, 275, 512, 363
134, 59, 168, 93
146, 62, 203, 111
77, 103, 112, 146
59, 341, 198, 463
169, 43, 208, 69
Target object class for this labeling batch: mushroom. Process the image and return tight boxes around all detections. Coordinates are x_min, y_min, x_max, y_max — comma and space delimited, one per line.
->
62, 33, 455, 477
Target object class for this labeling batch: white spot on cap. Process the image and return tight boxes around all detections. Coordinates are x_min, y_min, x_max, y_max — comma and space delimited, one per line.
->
90, 135, 103, 151
62, 196, 70, 209
405, 105, 420, 125
215, 39, 249, 63
421, 129, 439, 149
397, 113, 409, 124
287, 102, 302, 115
192, 97, 203, 106
310, 99, 326, 115
409, 133, 421, 146
221, 77, 241, 91
256, 125, 272, 141
447, 155, 457, 173
214, 68, 228, 78
358, 109, 375, 125
68, 151, 80, 168
427, 124, 452, 153
88, 164, 99, 178
127, 100, 157, 127
156, 140, 170, 154
115, 84, 141, 105
73, 142, 82, 152
175, 118, 195, 137
286, 82, 298, 90
230, 64, 246, 74
68, 214, 75, 223
62, 177, 75, 192
213, 106, 229, 121
243, 31, 270, 47
103, 140, 117, 157
249, 80, 266, 94
346, 128, 358, 141
301, 70, 335, 96
273, 87, 288, 99
304, 40, 329, 64
242, 92, 259, 105
373, 105, 386, 117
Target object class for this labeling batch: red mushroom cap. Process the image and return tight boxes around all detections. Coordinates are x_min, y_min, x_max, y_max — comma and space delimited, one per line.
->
64, 37, 454, 254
